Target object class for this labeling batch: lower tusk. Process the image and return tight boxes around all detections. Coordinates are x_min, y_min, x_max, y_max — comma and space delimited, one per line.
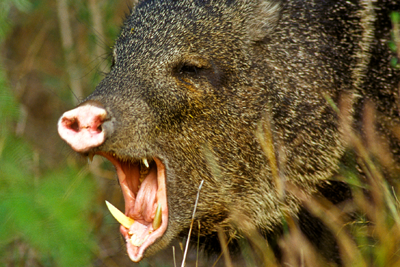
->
152, 203, 162, 230
105, 200, 135, 229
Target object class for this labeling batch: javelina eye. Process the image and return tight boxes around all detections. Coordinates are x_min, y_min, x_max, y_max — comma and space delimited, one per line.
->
177, 56, 212, 76
180, 64, 199, 75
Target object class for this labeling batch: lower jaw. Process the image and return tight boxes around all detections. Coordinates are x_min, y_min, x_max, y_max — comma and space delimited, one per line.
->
96, 152, 169, 262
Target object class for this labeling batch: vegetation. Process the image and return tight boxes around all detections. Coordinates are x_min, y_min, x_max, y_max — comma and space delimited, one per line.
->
0, 0, 124, 266
0, 0, 399, 266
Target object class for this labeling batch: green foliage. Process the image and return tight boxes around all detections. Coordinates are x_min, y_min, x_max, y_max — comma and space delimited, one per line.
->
391, 11, 400, 24
0, 83, 98, 267
0, 3, 99, 265
0, 0, 32, 40
389, 11, 400, 68
0, 137, 98, 266
0, 68, 19, 137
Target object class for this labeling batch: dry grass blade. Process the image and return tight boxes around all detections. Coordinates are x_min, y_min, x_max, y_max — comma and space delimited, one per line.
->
232, 214, 278, 267
211, 231, 235, 267
280, 216, 322, 267
286, 183, 367, 267
217, 227, 233, 267
256, 115, 284, 199
173, 246, 177, 267
181, 180, 204, 267
196, 221, 200, 267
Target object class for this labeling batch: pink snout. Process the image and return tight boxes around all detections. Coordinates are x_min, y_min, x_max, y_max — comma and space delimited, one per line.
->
58, 104, 109, 153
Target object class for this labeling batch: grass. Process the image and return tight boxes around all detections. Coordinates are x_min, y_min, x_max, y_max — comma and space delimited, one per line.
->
0, 2, 399, 267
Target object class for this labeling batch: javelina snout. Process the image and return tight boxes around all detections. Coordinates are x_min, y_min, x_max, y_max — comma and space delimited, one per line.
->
59, 98, 170, 262
57, 0, 400, 264
58, 102, 114, 153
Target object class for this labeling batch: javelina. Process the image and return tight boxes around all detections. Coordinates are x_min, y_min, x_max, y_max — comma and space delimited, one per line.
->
58, 0, 400, 264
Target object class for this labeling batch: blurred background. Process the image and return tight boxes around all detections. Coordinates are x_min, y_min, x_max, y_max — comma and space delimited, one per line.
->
0, 0, 186, 266
2, 1, 400, 267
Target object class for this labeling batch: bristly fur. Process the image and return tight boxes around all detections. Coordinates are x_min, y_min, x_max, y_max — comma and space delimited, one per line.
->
75, 0, 399, 264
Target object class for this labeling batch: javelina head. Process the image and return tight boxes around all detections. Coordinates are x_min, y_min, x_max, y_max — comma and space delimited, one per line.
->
58, 0, 345, 262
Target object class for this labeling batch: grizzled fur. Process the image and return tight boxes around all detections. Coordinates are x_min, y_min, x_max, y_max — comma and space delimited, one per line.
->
83, 0, 399, 263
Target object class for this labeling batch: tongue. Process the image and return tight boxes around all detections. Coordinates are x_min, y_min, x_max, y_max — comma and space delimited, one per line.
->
127, 165, 158, 246
131, 166, 158, 222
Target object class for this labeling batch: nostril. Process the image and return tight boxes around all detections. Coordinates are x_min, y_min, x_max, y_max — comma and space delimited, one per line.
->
62, 118, 80, 132
70, 120, 79, 132
97, 124, 103, 133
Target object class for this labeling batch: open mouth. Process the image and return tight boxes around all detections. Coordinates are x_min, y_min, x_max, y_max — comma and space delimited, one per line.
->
94, 152, 168, 262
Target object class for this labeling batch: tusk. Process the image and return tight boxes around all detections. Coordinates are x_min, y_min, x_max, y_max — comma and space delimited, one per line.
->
142, 158, 149, 168
105, 200, 135, 229
152, 203, 162, 230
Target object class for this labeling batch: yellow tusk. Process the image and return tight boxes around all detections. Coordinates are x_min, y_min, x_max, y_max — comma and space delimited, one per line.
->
105, 200, 135, 229
152, 203, 162, 230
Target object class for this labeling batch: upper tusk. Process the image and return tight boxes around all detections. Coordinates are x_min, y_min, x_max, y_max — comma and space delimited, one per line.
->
142, 158, 149, 168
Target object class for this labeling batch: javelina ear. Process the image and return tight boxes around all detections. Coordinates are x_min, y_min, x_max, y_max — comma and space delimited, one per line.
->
247, 0, 281, 41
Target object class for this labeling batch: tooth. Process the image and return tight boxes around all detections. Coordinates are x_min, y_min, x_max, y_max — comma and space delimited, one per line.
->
131, 234, 145, 247
105, 200, 134, 229
139, 158, 149, 183
142, 158, 149, 168
152, 203, 162, 230
140, 168, 149, 175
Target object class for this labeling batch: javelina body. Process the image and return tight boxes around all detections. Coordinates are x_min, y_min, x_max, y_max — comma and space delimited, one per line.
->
58, 0, 400, 264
